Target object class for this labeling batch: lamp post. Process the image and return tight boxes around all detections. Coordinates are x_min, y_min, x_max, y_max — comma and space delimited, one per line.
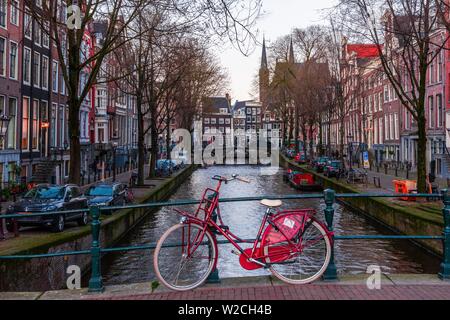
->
0, 114, 9, 240
110, 139, 119, 182
347, 134, 353, 170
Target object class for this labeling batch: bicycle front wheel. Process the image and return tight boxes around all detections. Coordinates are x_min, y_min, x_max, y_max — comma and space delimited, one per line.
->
153, 223, 217, 291
263, 218, 331, 284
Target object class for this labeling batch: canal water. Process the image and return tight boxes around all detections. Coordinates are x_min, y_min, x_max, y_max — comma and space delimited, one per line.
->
101, 165, 440, 285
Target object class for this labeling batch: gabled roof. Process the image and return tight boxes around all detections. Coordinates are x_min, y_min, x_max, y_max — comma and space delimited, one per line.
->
202, 96, 231, 114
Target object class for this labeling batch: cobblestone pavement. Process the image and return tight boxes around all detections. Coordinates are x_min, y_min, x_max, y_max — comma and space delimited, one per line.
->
88, 283, 450, 300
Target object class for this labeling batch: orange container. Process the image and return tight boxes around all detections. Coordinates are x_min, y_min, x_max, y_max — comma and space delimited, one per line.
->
393, 179, 417, 201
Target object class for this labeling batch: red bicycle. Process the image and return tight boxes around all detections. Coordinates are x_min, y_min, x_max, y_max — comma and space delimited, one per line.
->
153, 175, 333, 291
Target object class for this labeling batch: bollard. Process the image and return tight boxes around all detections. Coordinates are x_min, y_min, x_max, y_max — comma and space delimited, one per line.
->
322, 189, 338, 281
439, 189, 450, 280
88, 206, 104, 292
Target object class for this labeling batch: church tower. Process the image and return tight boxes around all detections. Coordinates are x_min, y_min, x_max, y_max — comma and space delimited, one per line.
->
259, 37, 269, 106
288, 36, 295, 64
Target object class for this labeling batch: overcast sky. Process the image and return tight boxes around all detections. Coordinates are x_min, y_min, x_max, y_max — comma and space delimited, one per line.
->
215, 0, 336, 103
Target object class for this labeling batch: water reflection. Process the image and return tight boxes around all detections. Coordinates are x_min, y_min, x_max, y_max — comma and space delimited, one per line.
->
101, 165, 440, 285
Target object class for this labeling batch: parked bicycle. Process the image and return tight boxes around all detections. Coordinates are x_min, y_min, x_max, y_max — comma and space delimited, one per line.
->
153, 174, 333, 291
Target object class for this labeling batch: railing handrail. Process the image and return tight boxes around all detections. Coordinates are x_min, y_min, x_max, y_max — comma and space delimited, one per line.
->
0, 189, 449, 293
1, 192, 441, 219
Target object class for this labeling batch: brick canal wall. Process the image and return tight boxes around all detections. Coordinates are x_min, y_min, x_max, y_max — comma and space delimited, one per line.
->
280, 155, 444, 255
0, 165, 196, 292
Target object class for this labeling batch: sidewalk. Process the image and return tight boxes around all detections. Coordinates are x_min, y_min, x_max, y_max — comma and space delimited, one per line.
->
3, 274, 449, 300
0, 165, 165, 240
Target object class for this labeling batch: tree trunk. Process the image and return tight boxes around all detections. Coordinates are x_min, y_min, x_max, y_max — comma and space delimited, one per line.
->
148, 119, 158, 179
166, 117, 171, 161
137, 95, 145, 186
68, 97, 81, 185
339, 116, 345, 166
416, 113, 428, 193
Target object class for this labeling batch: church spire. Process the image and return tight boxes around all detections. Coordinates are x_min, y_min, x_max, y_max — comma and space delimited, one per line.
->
288, 36, 295, 64
261, 36, 268, 69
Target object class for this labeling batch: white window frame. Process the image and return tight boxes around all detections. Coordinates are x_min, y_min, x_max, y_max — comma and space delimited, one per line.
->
24, 9, 32, 40
34, 19, 41, 46
0, 0, 6, 29
0, 37, 5, 77
10, 0, 18, 26
52, 60, 58, 93
33, 51, 41, 88
23, 47, 31, 85
9, 41, 18, 80
42, 55, 49, 90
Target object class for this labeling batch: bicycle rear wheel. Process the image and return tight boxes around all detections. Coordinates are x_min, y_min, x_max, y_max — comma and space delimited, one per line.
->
262, 216, 331, 284
153, 223, 217, 291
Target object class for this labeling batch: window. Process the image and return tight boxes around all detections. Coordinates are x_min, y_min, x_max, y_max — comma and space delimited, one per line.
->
384, 114, 389, 140
42, 22, 50, 48
60, 67, 65, 94
379, 117, 383, 144
58, 106, 64, 147
437, 94, 443, 128
389, 114, 394, 140
219, 118, 224, 124
23, 47, 31, 85
32, 100, 39, 150
42, 56, 49, 90
52, 60, 58, 92
51, 103, 56, 147
429, 96, 435, 128
0, 0, 6, 28
34, 20, 41, 46
24, 10, 32, 39
33, 52, 40, 87
0, 37, 5, 77
210, 118, 216, 125
9, 41, 18, 80
10, 1, 18, 25
246, 108, 251, 114
22, 97, 29, 149
438, 51, 443, 82
40, 101, 48, 122
394, 113, 399, 140
7, 98, 17, 149
204, 118, 209, 124
225, 118, 231, 125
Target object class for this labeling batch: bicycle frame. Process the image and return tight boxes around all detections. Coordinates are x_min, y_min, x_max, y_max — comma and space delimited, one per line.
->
174, 177, 333, 269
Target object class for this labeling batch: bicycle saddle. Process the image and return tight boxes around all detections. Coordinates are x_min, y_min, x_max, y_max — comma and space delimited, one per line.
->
260, 199, 282, 208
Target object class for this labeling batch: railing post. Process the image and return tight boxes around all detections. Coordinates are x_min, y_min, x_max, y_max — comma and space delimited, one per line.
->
207, 208, 221, 284
88, 206, 104, 292
439, 189, 450, 280
322, 189, 338, 281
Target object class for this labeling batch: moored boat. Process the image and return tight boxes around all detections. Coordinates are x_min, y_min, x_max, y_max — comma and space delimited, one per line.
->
288, 172, 323, 192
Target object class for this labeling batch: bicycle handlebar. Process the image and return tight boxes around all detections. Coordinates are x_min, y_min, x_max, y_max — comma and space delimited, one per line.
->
211, 175, 250, 183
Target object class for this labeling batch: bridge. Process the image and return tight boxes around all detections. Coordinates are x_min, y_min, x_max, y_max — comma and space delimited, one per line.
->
0, 184, 449, 300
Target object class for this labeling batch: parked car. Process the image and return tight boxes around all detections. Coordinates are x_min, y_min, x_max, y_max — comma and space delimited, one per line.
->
294, 152, 307, 164
6, 184, 89, 233
324, 160, 344, 177
314, 157, 330, 173
85, 182, 128, 214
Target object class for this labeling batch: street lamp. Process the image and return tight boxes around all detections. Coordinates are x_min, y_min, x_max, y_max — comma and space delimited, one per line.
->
59, 140, 69, 184
110, 138, 119, 182
347, 134, 353, 170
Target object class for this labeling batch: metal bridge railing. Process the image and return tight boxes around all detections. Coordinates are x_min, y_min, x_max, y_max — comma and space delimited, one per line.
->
0, 189, 449, 293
